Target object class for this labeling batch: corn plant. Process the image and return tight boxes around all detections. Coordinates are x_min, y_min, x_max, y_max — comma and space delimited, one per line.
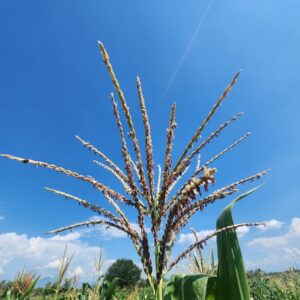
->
53, 245, 75, 300
190, 228, 217, 275
91, 249, 105, 300
1, 41, 269, 299
249, 269, 300, 300
6, 270, 40, 300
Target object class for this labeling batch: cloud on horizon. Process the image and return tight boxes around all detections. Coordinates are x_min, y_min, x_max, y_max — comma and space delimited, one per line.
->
245, 217, 300, 270
256, 219, 284, 232
0, 231, 114, 282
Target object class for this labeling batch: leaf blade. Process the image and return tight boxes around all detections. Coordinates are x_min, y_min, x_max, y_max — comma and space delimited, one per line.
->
216, 186, 261, 300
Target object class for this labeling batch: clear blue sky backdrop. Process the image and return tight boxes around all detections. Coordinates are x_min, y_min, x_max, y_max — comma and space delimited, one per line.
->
0, 0, 299, 270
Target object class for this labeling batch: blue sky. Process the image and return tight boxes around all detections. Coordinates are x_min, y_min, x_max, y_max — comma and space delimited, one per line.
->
0, 0, 300, 280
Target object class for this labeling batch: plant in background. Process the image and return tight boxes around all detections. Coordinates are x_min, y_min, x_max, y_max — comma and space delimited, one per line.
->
6, 270, 39, 300
173, 229, 217, 276
40, 245, 81, 299
190, 228, 217, 275
91, 248, 105, 299
53, 245, 74, 300
105, 259, 141, 288
0, 281, 10, 299
249, 269, 300, 300
80, 249, 119, 300
1, 41, 269, 299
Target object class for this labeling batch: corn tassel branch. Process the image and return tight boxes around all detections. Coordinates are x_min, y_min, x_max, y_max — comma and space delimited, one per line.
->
98, 42, 150, 202
160, 170, 269, 268
165, 132, 251, 212
137, 76, 155, 201
168, 71, 241, 183
48, 219, 137, 239
45, 187, 121, 224
174, 112, 244, 177
110, 93, 153, 275
93, 160, 131, 193
157, 104, 176, 217
75, 135, 127, 183
0, 155, 133, 207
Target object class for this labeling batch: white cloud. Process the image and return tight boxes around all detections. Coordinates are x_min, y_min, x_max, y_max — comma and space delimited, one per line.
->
72, 266, 83, 276
245, 218, 300, 271
248, 235, 286, 248
38, 259, 61, 270
0, 231, 114, 282
289, 218, 300, 234
178, 230, 215, 245
236, 226, 249, 238
50, 232, 82, 241
247, 218, 300, 248
257, 219, 284, 232
0, 215, 146, 281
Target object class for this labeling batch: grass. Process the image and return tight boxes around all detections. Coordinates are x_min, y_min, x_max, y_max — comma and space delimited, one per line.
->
1, 270, 299, 299
249, 269, 300, 300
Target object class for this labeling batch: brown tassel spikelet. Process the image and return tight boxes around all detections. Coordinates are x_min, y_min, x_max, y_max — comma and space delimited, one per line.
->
98, 42, 150, 201
110, 93, 140, 198
157, 103, 176, 217
110, 93, 153, 274
137, 77, 155, 201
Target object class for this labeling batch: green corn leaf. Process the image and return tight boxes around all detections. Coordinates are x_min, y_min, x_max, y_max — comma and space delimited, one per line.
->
164, 274, 217, 300
210, 249, 216, 275
193, 254, 202, 273
20, 275, 40, 300
100, 278, 119, 300
216, 186, 261, 300
6, 290, 12, 300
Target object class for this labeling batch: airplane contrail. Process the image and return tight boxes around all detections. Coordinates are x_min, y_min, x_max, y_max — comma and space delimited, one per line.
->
164, 0, 215, 96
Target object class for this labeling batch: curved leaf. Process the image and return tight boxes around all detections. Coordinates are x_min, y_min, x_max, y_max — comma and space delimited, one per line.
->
216, 186, 261, 300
